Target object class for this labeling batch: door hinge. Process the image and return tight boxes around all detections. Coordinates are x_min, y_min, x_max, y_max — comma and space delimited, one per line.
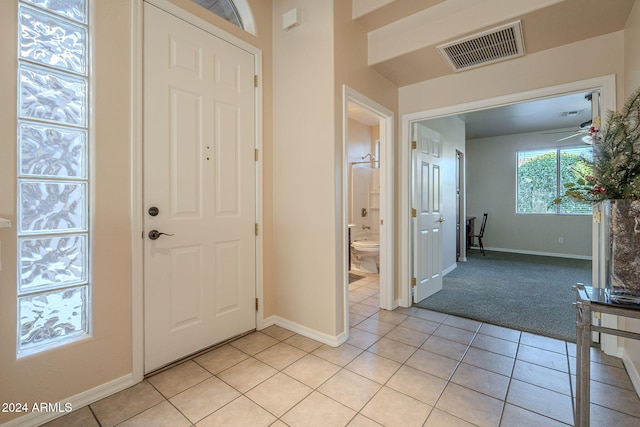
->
411, 277, 417, 287
255, 223, 259, 236
411, 140, 417, 150
411, 208, 417, 218
254, 75, 259, 88
255, 149, 259, 161
256, 298, 259, 311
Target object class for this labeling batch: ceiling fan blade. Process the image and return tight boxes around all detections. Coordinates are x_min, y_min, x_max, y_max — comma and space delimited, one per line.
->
556, 132, 582, 142
542, 129, 577, 135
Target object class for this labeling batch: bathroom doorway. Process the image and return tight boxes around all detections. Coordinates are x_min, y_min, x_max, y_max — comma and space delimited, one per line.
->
342, 86, 394, 337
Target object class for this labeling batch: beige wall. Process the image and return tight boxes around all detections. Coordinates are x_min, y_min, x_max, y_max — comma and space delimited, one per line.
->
271, 0, 339, 335
624, 0, 640, 94
333, 0, 398, 312
0, 1, 133, 424
399, 31, 626, 116
269, 0, 397, 338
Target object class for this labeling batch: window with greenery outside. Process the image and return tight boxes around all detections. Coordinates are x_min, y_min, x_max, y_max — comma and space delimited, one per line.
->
517, 147, 593, 214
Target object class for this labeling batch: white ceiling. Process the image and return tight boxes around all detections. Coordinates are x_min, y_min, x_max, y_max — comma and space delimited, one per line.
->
348, 104, 381, 127
349, 90, 596, 139
462, 91, 595, 139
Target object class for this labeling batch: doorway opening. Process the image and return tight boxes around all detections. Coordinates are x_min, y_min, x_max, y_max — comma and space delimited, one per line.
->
342, 87, 394, 337
398, 76, 618, 351
401, 76, 616, 307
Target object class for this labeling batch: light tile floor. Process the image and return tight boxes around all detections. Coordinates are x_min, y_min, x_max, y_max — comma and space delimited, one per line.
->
44, 274, 640, 426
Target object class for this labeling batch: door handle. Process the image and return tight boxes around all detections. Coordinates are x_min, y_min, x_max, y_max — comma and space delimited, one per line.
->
148, 230, 174, 240
438, 217, 445, 223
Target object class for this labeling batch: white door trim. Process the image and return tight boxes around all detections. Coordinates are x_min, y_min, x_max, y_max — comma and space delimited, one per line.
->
342, 86, 395, 336
130, 0, 263, 381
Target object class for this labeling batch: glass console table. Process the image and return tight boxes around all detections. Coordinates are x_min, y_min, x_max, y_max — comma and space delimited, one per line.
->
574, 283, 640, 426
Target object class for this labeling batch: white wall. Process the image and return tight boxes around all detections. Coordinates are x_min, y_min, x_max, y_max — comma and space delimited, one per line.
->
466, 130, 592, 257
415, 116, 466, 273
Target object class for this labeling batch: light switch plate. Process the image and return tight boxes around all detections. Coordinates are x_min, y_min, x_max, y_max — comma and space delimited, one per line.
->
283, 8, 300, 31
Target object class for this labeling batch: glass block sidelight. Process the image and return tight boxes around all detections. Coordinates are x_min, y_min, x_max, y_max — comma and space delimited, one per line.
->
19, 5, 87, 74
19, 121, 87, 178
19, 234, 87, 293
19, 181, 86, 234
16, 0, 90, 357
22, 0, 87, 23
18, 286, 88, 354
19, 64, 87, 126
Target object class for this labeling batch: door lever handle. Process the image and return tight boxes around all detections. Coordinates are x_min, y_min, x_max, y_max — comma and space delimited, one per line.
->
148, 230, 174, 240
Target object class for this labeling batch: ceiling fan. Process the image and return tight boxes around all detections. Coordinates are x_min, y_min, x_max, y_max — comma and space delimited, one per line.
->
555, 119, 593, 142
554, 92, 601, 144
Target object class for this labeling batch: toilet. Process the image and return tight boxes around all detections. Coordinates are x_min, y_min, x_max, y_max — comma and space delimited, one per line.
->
351, 236, 380, 273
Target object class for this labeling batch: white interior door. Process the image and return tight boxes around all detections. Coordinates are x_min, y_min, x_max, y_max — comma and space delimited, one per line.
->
143, 3, 256, 372
412, 123, 443, 303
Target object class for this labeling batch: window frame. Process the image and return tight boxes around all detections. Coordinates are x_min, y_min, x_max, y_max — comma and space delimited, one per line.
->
190, 0, 243, 29
516, 145, 593, 216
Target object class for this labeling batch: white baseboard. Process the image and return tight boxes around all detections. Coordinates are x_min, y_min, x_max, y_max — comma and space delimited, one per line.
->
395, 298, 407, 308
621, 349, 640, 399
262, 315, 346, 347
443, 263, 457, 276
475, 246, 592, 260
1, 374, 137, 427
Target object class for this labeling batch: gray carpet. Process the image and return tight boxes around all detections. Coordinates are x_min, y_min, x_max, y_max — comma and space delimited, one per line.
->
414, 250, 592, 342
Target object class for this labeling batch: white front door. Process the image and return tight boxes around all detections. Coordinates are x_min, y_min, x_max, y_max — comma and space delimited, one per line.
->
412, 123, 443, 303
143, 3, 256, 372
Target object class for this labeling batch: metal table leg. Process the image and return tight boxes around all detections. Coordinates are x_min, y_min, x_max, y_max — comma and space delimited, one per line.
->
574, 285, 591, 427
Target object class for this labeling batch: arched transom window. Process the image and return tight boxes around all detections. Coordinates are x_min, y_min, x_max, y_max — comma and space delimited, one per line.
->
191, 0, 243, 29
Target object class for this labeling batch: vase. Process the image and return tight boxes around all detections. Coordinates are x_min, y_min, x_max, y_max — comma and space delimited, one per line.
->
607, 199, 640, 304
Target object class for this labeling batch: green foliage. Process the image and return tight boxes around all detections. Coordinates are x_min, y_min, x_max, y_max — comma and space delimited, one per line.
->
518, 151, 592, 214
518, 152, 557, 213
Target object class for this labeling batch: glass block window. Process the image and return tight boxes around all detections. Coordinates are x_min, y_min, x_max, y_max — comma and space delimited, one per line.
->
191, 0, 243, 29
17, 0, 90, 356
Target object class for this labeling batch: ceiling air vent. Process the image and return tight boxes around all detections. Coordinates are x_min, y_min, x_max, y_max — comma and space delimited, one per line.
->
437, 21, 525, 72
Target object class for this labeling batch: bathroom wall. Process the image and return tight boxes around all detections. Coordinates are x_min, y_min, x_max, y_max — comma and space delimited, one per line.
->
348, 118, 380, 239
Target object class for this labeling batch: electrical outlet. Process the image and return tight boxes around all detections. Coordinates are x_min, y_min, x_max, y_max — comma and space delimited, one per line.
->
558, 237, 564, 244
